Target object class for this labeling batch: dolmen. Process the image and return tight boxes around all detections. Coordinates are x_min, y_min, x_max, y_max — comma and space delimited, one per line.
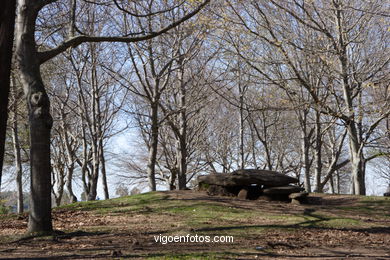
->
198, 169, 308, 204
384, 185, 390, 197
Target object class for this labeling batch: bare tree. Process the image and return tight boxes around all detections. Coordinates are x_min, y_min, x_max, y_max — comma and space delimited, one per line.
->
14, 0, 209, 233
222, 0, 389, 195
9, 76, 25, 213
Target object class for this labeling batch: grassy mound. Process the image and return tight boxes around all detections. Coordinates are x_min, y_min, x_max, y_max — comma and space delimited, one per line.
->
0, 191, 389, 259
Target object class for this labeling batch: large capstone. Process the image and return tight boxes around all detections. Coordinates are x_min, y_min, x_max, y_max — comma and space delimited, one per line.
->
197, 169, 298, 187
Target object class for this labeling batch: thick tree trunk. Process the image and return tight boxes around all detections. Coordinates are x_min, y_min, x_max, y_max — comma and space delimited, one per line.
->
177, 138, 187, 190
169, 168, 177, 190
0, 0, 16, 192
54, 176, 64, 207
87, 174, 98, 201
147, 103, 158, 191
334, 1, 366, 196
347, 123, 366, 195
15, 0, 53, 233
66, 166, 77, 203
87, 139, 99, 201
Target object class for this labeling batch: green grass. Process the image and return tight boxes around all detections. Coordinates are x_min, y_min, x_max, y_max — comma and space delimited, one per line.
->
0, 201, 9, 215
54, 192, 390, 236
57, 192, 165, 213
335, 196, 390, 218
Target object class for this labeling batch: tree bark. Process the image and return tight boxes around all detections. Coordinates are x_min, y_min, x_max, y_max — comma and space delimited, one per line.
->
11, 82, 24, 214
239, 87, 245, 170
177, 72, 188, 190
313, 111, 322, 192
300, 113, 312, 193
329, 174, 335, 194
15, 0, 53, 233
66, 165, 77, 203
0, 0, 16, 192
100, 139, 109, 199
334, 1, 366, 195
147, 102, 158, 191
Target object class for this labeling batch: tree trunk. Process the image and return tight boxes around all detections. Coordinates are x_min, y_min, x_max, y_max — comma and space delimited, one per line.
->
313, 111, 322, 192
11, 82, 24, 214
334, 1, 366, 196
54, 175, 64, 207
177, 78, 188, 190
329, 174, 335, 194
60, 110, 77, 203
347, 123, 366, 195
100, 139, 109, 199
301, 123, 311, 193
147, 102, 158, 191
66, 165, 77, 203
0, 0, 16, 192
15, 0, 53, 233
177, 138, 187, 190
87, 173, 98, 201
239, 89, 245, 169
169, 168, 177, 190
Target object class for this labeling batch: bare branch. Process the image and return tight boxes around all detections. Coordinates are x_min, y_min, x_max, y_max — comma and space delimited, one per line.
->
38, 0, 210, 64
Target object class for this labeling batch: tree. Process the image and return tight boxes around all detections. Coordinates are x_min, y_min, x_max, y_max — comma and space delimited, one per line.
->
0, 0, 16, 193
115, 183, 129, 198
14, 0, 209, 233
9, 76, 26, 214
222, 0, 389, 195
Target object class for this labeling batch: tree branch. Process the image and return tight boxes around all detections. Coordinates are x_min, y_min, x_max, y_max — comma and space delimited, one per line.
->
38, 0, 210, 64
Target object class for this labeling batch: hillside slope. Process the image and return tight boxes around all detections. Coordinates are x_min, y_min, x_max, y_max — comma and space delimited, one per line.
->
0, 191, 389, 259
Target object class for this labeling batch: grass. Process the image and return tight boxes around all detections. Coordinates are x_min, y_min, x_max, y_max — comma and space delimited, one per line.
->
335, 196, 390, 218
2, 191, 390, 259
55, 192, 389, 235
57, 192, 165, 213
0, 201, 9, 215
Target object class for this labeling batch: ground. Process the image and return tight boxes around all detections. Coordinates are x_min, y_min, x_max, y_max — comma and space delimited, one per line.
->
0, 191, 389, 259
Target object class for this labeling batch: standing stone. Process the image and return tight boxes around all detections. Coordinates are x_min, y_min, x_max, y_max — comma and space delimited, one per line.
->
289, 192, 309, 204
237, 189, 248, 200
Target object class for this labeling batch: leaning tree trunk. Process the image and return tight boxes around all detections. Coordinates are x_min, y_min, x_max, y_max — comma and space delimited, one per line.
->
15, 1, 53, 233
0, 0, 16, 192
